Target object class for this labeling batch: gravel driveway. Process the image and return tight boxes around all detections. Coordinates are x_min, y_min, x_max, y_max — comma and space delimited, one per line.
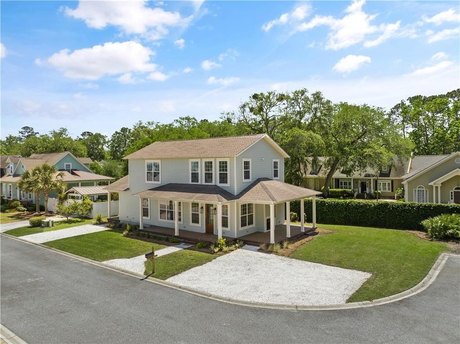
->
167, 249, 371, 306
20, 224, 109, 244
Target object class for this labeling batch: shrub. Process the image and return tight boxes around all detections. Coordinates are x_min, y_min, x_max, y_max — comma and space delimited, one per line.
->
290, 211, 298, 222
325, 189, 354, 199
422, 214, 460, 240
16, 206, 27, 212
8, 200, 21, 209
196, 242, 209, 249
94, 213, 103, 224
29, 216, 45, 227
122, 224, 132, 237
395, 187, 404, 200
294, 199, 460, 230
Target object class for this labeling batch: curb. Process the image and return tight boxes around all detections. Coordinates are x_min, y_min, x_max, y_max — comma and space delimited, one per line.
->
0, 324, 27, 344
1, 233, 456, 311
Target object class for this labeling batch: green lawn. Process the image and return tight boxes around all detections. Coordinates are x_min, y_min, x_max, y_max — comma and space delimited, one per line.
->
45, 230, 166, 261
5, 218, 94, 237
290, 224, 446, 302
151, 249, 216, 280
0, 211, 27, 224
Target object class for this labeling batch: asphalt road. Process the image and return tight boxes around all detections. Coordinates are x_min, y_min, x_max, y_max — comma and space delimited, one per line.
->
1, 235, 459, 344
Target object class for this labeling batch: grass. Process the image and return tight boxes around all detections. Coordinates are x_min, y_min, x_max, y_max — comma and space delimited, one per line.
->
0, 211, 28, 224
5, 218, 94, 237
290, 224, 446, 302
45, 230, 166, 261
150, 249, 216, 280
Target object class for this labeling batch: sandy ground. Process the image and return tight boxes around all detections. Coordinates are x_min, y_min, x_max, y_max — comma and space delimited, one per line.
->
167, 249, 371, 306
20, 224, 109, 244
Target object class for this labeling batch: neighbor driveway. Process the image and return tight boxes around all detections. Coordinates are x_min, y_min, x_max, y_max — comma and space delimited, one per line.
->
167, 248, 371, 305
0, 221, 30, 233
20, 224, 109, 244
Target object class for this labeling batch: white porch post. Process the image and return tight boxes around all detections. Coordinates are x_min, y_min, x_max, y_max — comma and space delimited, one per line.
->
139, 197, 144, 229
234, 202, 238, 238
107, 192, 111, 218
312, 196, 317, 229
286, 201, 291, 238
300, 199, 305, 233
270, 203, 275, 244
432, 185, 436, 203
437, 186, 441, 204
78, 182, 81, 187
217, 203, 223, 240
174, 200, 179, 236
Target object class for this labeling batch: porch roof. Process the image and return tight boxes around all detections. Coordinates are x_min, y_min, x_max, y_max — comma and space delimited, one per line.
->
237, 178, 321, 203
0, 175, 21, 182
428, 168, 460, 186
66, 186, 109, 196
104, 175, 129, 192
136, 183, 236, 203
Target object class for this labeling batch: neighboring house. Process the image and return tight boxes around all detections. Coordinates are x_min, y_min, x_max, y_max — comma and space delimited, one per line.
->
77, 157, 93, 169
0, 155, 21, 177
0, 152, 113, 207
303, 152, 460, 204
106, 134, 320, 244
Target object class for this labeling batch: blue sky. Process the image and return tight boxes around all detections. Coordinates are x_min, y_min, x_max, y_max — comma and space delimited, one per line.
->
1, 0, 459, 138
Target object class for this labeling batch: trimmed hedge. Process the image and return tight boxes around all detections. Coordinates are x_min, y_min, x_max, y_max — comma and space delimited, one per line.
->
326, 189, 354, 199
298, 199, 460, 230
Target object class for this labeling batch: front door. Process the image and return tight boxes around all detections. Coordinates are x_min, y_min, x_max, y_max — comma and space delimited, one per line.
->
360, 181, 367, 193
454, 190, 460, 204
205, 204, 214, 234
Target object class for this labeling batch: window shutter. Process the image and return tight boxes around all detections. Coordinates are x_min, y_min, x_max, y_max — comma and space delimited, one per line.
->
391, 180, 394, 192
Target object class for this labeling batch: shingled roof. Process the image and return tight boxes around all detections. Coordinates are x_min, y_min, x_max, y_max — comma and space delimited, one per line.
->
105, 176, 129, 192
124, 134, 289, 160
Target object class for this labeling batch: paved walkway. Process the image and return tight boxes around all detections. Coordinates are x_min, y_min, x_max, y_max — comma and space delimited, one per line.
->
20, 224, 109, 244
168, 249, 371, 305
0, 221, 30, 233
102, 243, 192, 275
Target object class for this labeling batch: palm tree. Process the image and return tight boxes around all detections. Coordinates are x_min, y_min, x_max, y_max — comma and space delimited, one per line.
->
18, 169, 40, 212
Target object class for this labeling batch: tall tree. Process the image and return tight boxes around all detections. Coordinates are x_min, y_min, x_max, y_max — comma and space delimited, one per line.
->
109, 127, 131, 160
18, 126, 38, 141
79, 132, 107, 161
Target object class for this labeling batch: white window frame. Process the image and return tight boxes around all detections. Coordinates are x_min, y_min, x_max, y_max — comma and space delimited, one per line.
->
217, 159, 229, 186
189, 159, 200, 184
145, 160, 161, 184
272, 159, 280, 179
7, 164, 13, 175
7, 184, 12, 199
339, 179, 352, 189
240, 203, 255, 229
222, 204, 229, 229
158, 200, 182, 223
414, 185, 428, 203
190, 202, 201, 226
64, 162, 72, 171
450, 186, 460, 204
141, 198, 150, 219
203, 159, 214, 185
377, 180, 392, 192
242, 158, 252, 182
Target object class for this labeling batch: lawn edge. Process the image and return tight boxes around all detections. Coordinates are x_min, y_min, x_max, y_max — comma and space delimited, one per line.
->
2, 233, 455, 312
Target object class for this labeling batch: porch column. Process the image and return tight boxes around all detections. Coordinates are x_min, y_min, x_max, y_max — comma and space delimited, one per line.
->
174, 200, 179, 236
217, 203, 223, 240
432, 185, 436, 203
139, 197, 144, 229
286, 201, 291, 238
270, 203, 275, 244
300, 198, 305, 233
78, 182, 81, 187
370, 178, 373, 193
312, 196, 317, 229
107, 192, 111, 218
437, 186, 441, 204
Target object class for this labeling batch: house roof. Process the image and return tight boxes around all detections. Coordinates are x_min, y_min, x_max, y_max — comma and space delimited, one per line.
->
0, 155, 21, 168
19, 158, 47, 171
77, 157, 93, 165
0, 175, 21, 183
29, 152, 69, 165
124, 134, 289, 160
429, 168, 460, 186
59, 170, 114, 182
66, 186, 109, 196
237, 178, 321, 203
104, 176, 129, 192
402, 154, 453, 181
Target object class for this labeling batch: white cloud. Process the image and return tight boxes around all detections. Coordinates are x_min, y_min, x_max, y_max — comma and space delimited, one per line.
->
183, 67, 193, 74
174, 38, 185, 49
262, 4, 310, 32
64, 0, 185, 40
423, 9, 460, 26
201, 59, 221, 71
0, 42, 6, 58
432, 52, 448, 61
148, 71, 168, 81
410, 60, 454, 76
218, 49, 239, 62
46, 41, 157, 80
426, 27, 460, 43
296, 0, 400, 50
333, 55, 371, 73
191, 0, 206, 11
118, 73, 137, 84
207, 76, 239, 86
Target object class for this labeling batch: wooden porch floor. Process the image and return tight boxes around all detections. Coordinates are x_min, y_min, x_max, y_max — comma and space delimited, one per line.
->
140, 224, 315, 245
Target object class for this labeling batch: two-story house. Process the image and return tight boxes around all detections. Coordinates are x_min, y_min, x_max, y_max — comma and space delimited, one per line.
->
107, 134, 320, 244
0, 152, 113, 207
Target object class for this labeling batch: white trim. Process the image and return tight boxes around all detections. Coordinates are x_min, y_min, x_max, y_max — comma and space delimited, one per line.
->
203, 159, 214, 185
236, 134, 290, 158
450, 186, 460, 204
403, 152, 460, 184
413, 185, 428, 203
190, 202, 201, 226
145, 160, 161, 184
217, 158, 230, 186
377, 180, 392, 192
429, 168, 460, 186
158, 200, 182, 223
141, 198, 150, 219
233, 157, 237, 194
189, 159, 200, 184
221, 204, 229, 230
64, 162, 72, 171
54, 152, 92, 172
272, 159, 280, 179
239, 203, 255, 229
242, 158, 252, 182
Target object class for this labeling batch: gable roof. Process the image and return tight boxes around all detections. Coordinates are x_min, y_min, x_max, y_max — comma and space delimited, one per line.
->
428, 168, 460, 186
105, 176, 129, 192
0, 155, 21, 168
77, 157, 93, 165
19, 158, 47, 171
402, 152, 459, 182
124, 134, 289, 160
29, 152, 69, 165
59, 170, 114, 182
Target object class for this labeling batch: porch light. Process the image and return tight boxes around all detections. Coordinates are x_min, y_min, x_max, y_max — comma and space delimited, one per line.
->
212, 207, 217, 216
200, 206, 204, 214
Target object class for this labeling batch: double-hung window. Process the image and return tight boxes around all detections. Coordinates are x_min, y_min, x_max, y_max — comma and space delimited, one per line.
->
204, 160, 214, 184
190, 202, 201, 225
217, 160, 229, 185
146, 160, 160, 183
240, 203, 254, 228
339, 179, 352, 189
142, 199, 150, 218
190, 160, 200, 183
159, 201, 182, 222
222, 204, 229, 229
64, 163, 72, 172
377, 180, 391, 192
273, 159, 279, 179
243, 159, 251, 182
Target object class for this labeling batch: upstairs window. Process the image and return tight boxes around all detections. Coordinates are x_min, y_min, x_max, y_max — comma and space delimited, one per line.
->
190, 160, 200, 183
273, 159, 279, 179
7, 164, 14, 175
64, 163, 72, 172
243, 159, 251, 182
218, 160, 229, 185
146, 160, 161, 183
204, 160, 214, 184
